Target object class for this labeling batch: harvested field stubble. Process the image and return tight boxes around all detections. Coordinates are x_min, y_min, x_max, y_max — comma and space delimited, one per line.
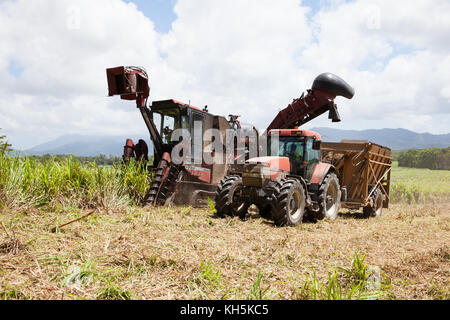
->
0, 202, 448, 300
0, 154, 448, 300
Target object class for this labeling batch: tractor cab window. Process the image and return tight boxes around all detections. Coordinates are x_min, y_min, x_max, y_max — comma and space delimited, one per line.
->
162, 115, 175, 143
269, 137, 305, 175
180, 115, 190, 129
305, 138, 321, 180
269, 137, 305, 158
151, 108, 180, 144
191, 112, 204, 164
152, 112, 162, 133
306, 138, 321, 163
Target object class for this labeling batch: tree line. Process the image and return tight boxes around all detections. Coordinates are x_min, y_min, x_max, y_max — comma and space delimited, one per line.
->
0, 129, 157, 166
398, 147, 450, 170
27, 154, 124, 166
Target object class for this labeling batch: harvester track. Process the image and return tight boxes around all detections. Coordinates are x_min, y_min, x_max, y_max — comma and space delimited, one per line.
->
147, 159, 181, 206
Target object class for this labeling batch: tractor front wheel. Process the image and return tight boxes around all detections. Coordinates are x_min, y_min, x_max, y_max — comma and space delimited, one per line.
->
272, 179, 306, 226
214, 175, 249, 218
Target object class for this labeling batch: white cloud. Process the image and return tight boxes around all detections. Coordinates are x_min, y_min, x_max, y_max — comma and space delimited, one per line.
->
160, 0, 313, 125
0, 0, 166, 148
0, 0, 449, 150
296, 0, 450, 132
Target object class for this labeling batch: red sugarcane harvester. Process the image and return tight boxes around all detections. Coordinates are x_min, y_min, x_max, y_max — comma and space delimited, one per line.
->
106, 66, 258, 206
215, 73, 392, 226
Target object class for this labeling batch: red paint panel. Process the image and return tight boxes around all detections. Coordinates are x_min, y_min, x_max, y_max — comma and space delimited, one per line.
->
246, 156, 290, 181
270, 170, 286, 181
310, 163, 331, 185
247, 156, 290, 172
268, 129, 322, 140
171, 99, 203, 112
185, 166, 212, 183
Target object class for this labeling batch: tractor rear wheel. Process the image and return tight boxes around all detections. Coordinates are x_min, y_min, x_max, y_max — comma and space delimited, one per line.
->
363, 188, 383, 217
272, 179, 306, 226
214, 175, 249, 218
316, 173, 341, 220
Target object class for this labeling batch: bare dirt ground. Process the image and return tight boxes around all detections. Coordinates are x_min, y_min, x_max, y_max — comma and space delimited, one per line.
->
0, 202, 449, 300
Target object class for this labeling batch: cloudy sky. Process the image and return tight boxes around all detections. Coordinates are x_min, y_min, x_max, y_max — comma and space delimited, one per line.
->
1, 0, 449, 149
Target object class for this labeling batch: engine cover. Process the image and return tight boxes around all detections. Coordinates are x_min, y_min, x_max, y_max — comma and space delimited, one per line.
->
242, 156, 290, 187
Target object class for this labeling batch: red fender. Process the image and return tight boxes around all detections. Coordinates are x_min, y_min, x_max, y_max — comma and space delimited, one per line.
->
310, 163, 334, 185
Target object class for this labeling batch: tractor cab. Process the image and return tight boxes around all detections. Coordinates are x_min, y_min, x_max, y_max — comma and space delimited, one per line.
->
150, 100, 204, 142
267, 129, 322, 181
150, 99, 208, 162
241, 129, 323, 189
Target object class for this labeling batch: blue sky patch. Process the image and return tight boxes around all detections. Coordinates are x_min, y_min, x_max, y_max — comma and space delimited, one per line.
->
125, 0, 177, 33
302, 0, 322, 16
124, 0, 336, 33
8, 59, 24, 77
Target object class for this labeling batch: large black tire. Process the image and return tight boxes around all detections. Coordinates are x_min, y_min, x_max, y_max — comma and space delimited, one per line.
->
315, 173, 341, 220
214, 175, 249, 218
272, 179, 306, 226
363, 188, 383, 217
256, 180, 282, 221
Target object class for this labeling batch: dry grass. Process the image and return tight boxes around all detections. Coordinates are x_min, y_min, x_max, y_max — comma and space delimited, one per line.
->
0, 202, 448, 300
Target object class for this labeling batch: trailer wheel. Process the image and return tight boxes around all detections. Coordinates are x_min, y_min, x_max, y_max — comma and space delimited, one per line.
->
363, 188, 383, 217
273, 179, 306, 226
214, 175, 249, 218
316, 173, 341, 220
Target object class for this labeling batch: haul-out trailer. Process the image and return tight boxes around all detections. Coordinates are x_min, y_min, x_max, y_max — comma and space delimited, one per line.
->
321, 141, 392, 217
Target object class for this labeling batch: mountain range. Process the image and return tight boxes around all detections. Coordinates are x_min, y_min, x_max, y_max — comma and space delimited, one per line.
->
310, 127, 450, 150
18, 128, 450, 157
20, 134, 152, 157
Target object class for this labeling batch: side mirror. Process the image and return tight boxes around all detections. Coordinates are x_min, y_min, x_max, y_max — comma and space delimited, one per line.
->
312, 140, 322, 150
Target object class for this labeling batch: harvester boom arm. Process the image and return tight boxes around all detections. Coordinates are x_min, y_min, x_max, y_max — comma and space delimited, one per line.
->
267, 73, 355, 131
139, 106, 164, 158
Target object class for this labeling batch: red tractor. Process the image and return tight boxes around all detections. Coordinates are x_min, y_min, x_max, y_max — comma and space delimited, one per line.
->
215, 73, 356, 226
